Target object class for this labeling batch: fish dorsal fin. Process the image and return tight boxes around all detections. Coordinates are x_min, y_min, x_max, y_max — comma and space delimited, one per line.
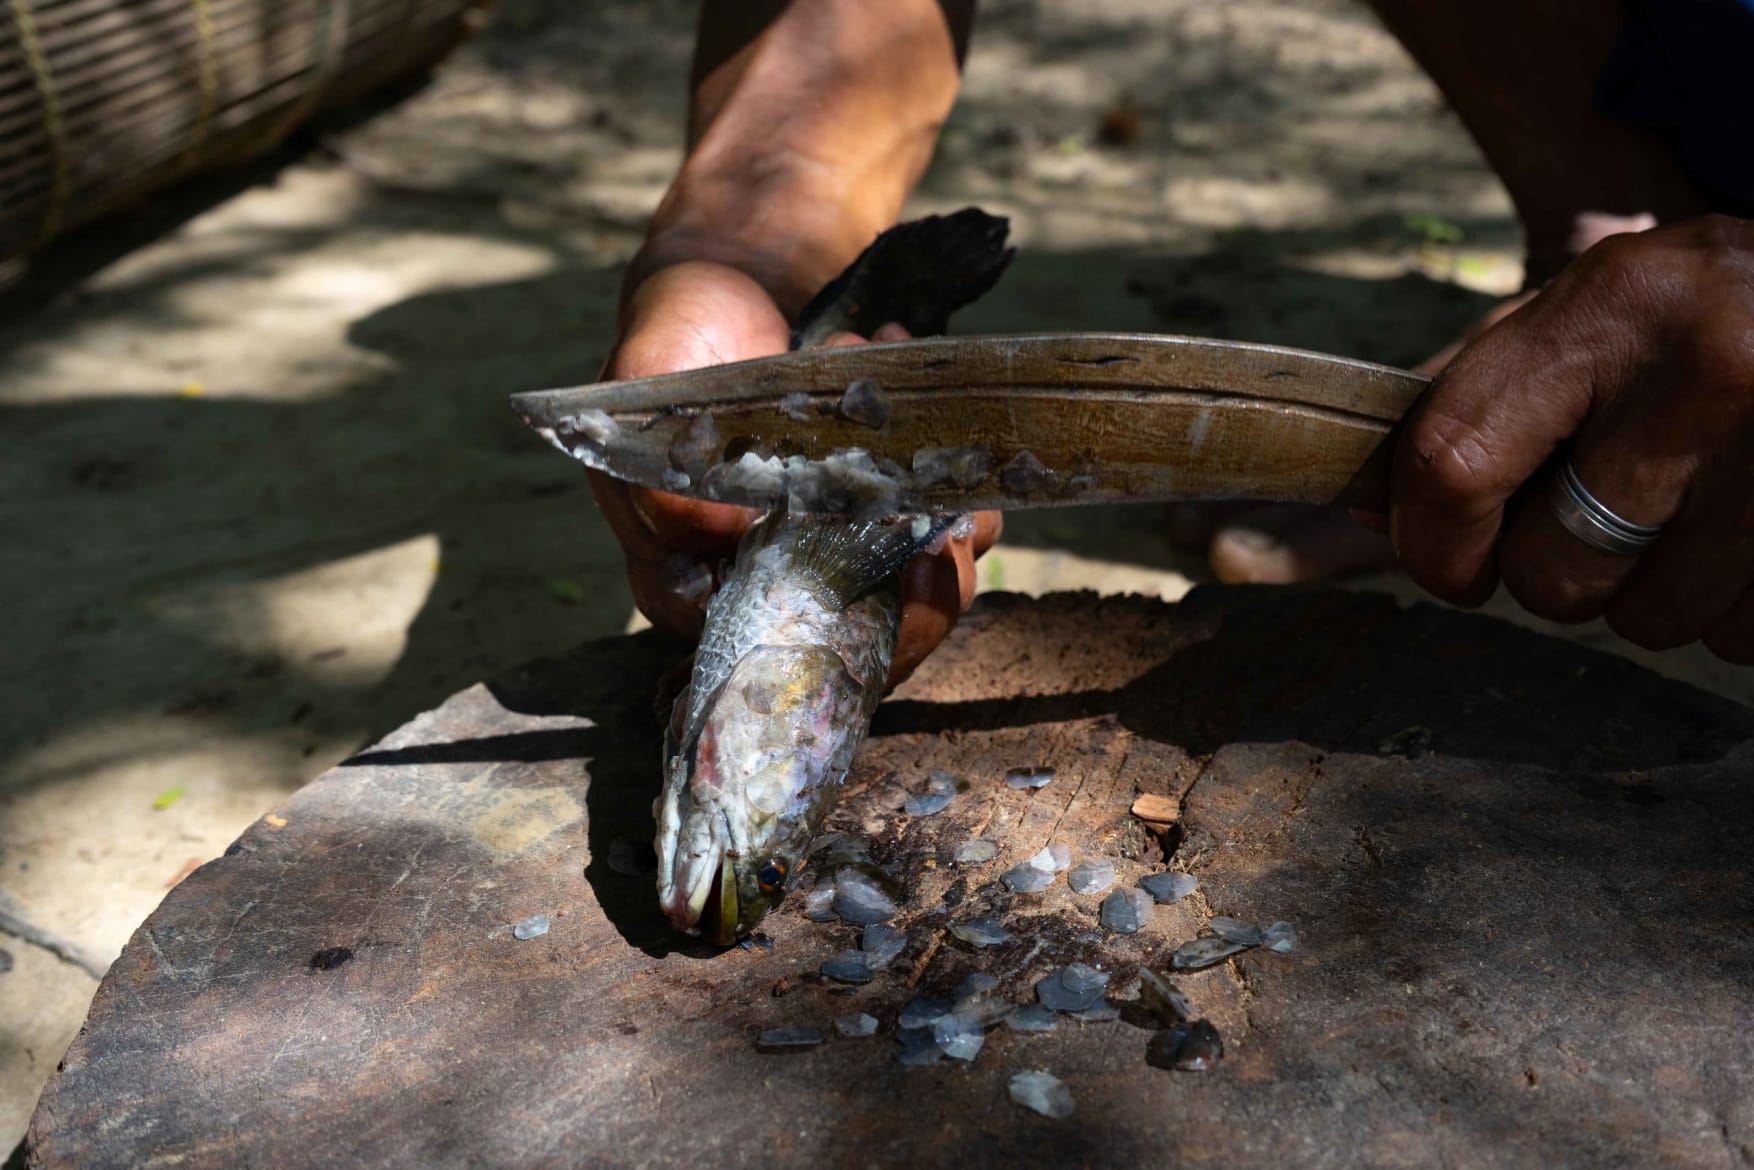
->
745, 513, 957, 610
790, 208, 1015, 350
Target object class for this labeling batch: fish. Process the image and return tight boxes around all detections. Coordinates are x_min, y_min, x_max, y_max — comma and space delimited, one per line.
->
653, 208, 1015, 945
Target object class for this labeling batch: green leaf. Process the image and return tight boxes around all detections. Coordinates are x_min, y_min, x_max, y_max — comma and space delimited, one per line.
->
1403, 212, 1465, 245
547, 577, 583, 605
153, 786, 186, 811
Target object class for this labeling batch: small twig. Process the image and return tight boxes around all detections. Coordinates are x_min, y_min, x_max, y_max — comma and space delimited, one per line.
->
906, 929, 945, 989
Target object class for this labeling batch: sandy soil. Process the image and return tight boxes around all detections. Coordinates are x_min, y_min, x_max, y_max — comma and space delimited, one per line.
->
2, 0, 1746, 1151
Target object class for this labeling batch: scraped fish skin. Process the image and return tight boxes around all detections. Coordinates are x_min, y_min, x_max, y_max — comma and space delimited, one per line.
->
653, 208, 1014, 945
654, 513, 934, 942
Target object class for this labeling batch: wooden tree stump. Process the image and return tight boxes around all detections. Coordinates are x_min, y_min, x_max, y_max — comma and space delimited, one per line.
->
26, 588, 1754, 1169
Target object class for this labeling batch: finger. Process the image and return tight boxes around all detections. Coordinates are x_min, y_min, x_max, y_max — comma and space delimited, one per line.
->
1496, 467, 1672, 627
628, 484, 755, 560
1390, 257, 1637, 607
612, 261, 791, 378
1497, 262, 1745, 629
970, 509, 1003, 557
887, 508, 995, 688
625, 553, 715, 642
1606, 451, 1754, 650
1495, 390, 1695, 625
1704, 587, 1754, 665
820, 323, 912, 348
588, 471, 673, 562
949, 530, 979, 613
590, 470, 752, 566
888, 553, 964, 689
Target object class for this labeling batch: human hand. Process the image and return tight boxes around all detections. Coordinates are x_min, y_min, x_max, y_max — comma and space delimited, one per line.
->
1389, 214, 1754, 662
592, 258, 1001, 686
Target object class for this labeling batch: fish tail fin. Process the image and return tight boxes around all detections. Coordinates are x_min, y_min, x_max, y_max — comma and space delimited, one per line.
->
790, 208, 1015, 350
746, 512, 958, 610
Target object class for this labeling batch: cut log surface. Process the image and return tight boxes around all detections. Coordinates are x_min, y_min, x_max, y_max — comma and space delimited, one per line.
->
26, 588, 1754, 1169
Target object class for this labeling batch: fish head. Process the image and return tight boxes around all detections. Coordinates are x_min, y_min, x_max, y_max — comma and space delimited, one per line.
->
655, 645, 870, 945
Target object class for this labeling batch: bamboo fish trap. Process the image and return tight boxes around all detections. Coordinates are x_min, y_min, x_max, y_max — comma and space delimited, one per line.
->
0, 0, 488, 261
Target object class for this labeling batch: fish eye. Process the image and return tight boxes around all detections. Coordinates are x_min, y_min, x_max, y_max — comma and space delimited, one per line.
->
756, 859, 788, 893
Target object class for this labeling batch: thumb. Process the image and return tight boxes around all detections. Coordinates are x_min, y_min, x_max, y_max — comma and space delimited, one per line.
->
610, 261, 792, 379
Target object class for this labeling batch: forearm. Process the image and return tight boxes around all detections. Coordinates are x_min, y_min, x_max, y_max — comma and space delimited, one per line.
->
627, 0, 972, 318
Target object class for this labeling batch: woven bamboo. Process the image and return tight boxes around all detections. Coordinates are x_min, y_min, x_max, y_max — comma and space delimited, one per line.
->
0, 0, 486, 260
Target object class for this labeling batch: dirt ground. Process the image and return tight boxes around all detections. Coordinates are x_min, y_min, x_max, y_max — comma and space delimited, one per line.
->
2, 0, 1748, 1152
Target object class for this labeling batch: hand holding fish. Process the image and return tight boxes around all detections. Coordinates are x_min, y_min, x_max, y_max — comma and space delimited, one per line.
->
590, 258, 999, 687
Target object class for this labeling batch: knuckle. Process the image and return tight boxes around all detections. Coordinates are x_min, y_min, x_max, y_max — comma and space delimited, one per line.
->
1403, 409, 1499, 513
1694, 212, 1749, 254
1576, 225, 1690, 312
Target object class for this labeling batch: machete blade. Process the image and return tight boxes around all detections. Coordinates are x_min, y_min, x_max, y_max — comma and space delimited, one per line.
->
508, 332, 1428, 516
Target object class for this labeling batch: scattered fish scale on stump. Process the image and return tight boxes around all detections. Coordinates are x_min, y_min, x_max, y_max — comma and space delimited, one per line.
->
953, 972, 1002, 1008
832, 871, 898, 925
1004, 766, 1055, 789
1208, 917, 1264, 946
820, 951, 876, 984
1009, 1071, 1075, 1119
1006, 1004, 1060, 1033
949, 916, 1011, 948
1139, 871, 1199, 904
898, 996, 954, 1031
1030, 843, 1071, 873
802, 886, 839, 921
33, 590, 1754, 1169
926, 771, 967, 796
1067, 858, 1117, 895
933, 1011, 987, 1061
1036, 964, 1110, 1012
1001, 863, 1055, 894
1137, 969, 1194, 1025
835, 1013, 879, 1038
902, 790, 955, 817
1145, 1020, 1224, 1072
1171, 937, 1253, 971
952, 840, 1000, 865
861, 923, 908, 967
757, 1027, 826, 1054
511, 914, 549, 941
1071, 998, 1122, 1023
1100, 888, 1154, 934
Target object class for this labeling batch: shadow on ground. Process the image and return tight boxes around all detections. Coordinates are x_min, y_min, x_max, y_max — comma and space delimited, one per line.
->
0, 228, 1498, 804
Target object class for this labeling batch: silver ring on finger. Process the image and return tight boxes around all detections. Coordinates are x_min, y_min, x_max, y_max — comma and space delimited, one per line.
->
1545, 458, 1664, 557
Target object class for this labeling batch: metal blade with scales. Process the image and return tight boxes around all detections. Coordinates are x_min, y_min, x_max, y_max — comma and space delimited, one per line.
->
509, 331, 1429, 517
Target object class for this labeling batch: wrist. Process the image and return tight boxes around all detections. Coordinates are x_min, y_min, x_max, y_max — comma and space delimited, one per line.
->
627, 157, 909, 321
627, 2, 960, 320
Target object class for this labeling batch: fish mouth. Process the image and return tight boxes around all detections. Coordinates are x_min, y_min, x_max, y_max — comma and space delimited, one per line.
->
661, 839, 742, 947
696, 853, 740, 947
